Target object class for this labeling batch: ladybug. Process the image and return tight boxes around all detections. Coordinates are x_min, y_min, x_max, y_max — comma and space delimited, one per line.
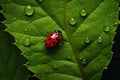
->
45, 30, 62, 48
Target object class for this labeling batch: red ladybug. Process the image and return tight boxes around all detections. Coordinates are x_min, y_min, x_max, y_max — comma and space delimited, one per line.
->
45, 30, 62, 48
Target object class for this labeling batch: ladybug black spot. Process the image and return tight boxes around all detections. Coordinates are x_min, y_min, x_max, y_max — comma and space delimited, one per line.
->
53, 41, 56, 44
48, 38, 51, 40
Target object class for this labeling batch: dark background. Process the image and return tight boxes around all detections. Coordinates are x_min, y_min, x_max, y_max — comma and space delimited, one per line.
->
0, 5, 120, 80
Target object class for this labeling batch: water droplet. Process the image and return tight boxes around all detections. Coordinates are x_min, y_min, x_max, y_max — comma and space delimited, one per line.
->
111, 41, 115, 44
13, 18, 17, 21
104, 26, 110, 33
53, 64, 58, 70
67, 56, 71, 60
69, 18, 77, 26
104, 66, 108, 69
80, 9, 87, 17
84, 37, 91, 44
39, 0, 44, 3
26, 47, 31, 53
24, 5, 34, 16
24, 29, 28, 32
100, 59, 103, 62
110, 51, 114, 54
81, 58, 87, 64
23, 38, 31, 47
97, 36, 103, 44
114, 20, 119, 26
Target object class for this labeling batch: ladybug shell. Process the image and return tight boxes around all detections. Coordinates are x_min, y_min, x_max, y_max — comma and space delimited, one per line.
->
45, 30, 62, 48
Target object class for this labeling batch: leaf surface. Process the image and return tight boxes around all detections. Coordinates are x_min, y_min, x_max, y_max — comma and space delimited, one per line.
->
0, 24, 29, 80
0, 0, 119, 80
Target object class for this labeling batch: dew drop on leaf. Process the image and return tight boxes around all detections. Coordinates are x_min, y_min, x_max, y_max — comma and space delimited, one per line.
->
23, 38, 31, 47
110, 51, 114, 54
69, 18, 77, 26
100, 59, 104, 63
13, 18, 17, 21
24, 5, 34, 16
97, 36, 103, 44
84, 37, 91, 44
67, 55, 71, 60
24, 29, 28, 32
39, 0, 44, 3
26, 47, 31, 53
81, 58, 87, 64
114, 20, 119, 26
80, 9, 87, 17
53, 64, 58, 70
104, 26, 110, 33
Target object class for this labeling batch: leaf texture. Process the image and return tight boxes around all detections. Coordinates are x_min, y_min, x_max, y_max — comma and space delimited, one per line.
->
0, 0, 119, 80
0, 24, 29, 80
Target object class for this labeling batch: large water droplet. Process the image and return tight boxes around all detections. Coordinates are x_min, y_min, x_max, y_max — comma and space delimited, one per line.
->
81, 58, 87, 64
104, 26, 110, 33
23, 38, 31, 47
80, 9, 87, 17
84, 37, 91, 44
24, 5, 34, 16
39, 0, 44, 3
97, 36, 103, 44
53, 64, 58, 70
69, 18, 77, 26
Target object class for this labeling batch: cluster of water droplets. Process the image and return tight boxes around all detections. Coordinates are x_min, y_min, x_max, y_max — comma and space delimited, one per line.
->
22, 3, 115, 67
69, 9, 87, 26
80, 26, 112, 64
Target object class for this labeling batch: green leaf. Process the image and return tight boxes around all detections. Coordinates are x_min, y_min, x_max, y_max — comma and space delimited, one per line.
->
0, 24, 29, 80
0, 0, 119, 80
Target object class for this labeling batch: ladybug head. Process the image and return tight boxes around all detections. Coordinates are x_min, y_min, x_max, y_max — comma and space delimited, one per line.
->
55, 30, 62, 36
